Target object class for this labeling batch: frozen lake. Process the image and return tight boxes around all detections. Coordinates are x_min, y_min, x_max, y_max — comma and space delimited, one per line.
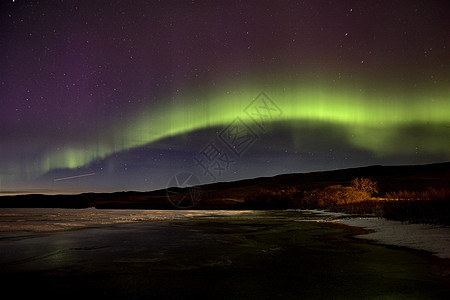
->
1, 208, 449, 259
0, 208, 449, 299
0, 208, 335, 233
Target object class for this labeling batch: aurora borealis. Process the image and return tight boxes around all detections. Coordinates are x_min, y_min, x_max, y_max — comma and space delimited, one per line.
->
1, 0, 449, 194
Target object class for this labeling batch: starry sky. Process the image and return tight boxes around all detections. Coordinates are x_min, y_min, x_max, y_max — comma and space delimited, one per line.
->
1, 0, 449, 194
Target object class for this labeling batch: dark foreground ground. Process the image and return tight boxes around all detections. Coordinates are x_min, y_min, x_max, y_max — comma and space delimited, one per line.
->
0, 211, 449, 299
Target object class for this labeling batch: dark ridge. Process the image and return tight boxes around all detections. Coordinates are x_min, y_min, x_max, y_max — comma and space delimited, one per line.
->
1, 162, 449, 209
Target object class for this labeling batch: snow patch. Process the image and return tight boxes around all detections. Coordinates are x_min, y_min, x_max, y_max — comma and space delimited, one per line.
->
336, 217, 450, 259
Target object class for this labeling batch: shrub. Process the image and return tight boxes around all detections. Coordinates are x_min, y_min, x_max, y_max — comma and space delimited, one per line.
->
333, 187, 450, 225
351, 178, 378, 195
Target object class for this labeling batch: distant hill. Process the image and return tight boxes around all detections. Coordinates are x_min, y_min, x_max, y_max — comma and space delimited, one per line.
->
1, 162, 449, 209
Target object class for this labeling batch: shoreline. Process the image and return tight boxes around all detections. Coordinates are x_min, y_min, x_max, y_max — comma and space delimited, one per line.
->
304, 209, 450, 259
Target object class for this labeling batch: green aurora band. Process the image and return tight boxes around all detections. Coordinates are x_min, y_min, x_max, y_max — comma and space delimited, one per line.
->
7, 79, 450, 182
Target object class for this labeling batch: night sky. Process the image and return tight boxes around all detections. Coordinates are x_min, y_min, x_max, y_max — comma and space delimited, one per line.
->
1, 0, 449, 194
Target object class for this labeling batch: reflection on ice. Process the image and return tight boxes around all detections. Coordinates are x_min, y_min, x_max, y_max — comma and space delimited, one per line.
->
0, 208, 258, 232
